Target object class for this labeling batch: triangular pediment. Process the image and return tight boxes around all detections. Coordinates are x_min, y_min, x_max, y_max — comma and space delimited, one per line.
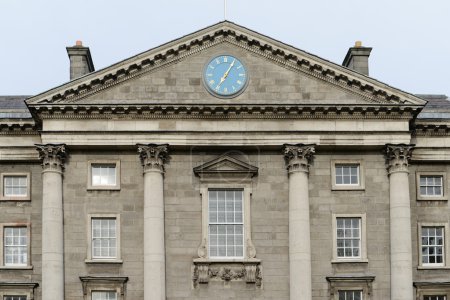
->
193, 155, 258, 178
26, 21, 426, 113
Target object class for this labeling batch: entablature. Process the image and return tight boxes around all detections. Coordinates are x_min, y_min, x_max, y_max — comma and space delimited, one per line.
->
30, 104, 422, 121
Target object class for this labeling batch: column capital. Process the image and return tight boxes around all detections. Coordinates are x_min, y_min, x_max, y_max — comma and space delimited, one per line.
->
385, 143, 414, 174
137, 144, 169, 173
283, 144, 315, 174
35, 144, 67, 172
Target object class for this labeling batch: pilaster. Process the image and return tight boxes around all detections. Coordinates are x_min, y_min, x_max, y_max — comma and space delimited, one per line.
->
385, 143, 414, 300
283, 143, 315, 300
137, 143, 169, 300
35, 143, 67, 300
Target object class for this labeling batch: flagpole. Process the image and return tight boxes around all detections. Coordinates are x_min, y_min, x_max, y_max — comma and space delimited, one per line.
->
224, 0, 227, 20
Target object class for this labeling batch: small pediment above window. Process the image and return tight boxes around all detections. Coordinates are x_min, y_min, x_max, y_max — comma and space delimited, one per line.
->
193, 155, 258, 181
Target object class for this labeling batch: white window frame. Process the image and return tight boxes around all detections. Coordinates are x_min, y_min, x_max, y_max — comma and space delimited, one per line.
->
331, 160, 365, 191
336, 289, 363, 300
87, 160, 121, 191
91, 291, 118, 300
416, 172, 447, 201
2, 296, 28, 300
0, 173, 30, 201
418, 222, 450, 269
86, 214, 122, 264
423, 296, 447, 300
0, 223, 32, 269
332, 214, 368, 263
199, 183, 253, 261
207, 189, 245, 259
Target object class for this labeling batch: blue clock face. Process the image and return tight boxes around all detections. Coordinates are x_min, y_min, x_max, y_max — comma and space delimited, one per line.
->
203, 55, 248, 97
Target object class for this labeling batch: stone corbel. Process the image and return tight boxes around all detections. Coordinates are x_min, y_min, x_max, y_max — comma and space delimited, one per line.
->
283, 143, 315, 174
385, 143, 414, 174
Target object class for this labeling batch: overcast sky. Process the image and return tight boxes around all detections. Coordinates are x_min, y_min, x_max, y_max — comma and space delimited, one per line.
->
1, 0, 449, 96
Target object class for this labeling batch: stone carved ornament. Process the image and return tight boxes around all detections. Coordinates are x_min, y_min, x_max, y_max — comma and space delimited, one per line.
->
193, 263, 262, 288
137, 143, 169, 172
385, 144, 414, 174
35, 143, 67, 172
283, 143, 315, 173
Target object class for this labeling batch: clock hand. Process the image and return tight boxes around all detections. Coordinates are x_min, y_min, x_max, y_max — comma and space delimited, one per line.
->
217, 59, 236, 88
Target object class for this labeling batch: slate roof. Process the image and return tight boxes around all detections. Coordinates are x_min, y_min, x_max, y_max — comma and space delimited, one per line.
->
0, 96, 32, 119
416, 94, 450, 119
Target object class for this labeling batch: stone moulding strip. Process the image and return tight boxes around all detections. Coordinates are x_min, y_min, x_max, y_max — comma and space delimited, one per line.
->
26, 25, 425, 107
31, 104, 421, 120
0, 123, 38, 134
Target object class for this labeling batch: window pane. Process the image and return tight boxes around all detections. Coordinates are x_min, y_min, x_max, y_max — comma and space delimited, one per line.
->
92, 291, 117, 300
420, 175, 444, 196
421, 226, 445, 265
4, 297, 27, 300
4, 227, 27, 266
336, 218, 361, 258
91, 165, 116, 186
335, 165, 360, 185
208, 189, 244, 258
92, 218, 117, 259
338, 290, 363, 300
3, 176, 27, 196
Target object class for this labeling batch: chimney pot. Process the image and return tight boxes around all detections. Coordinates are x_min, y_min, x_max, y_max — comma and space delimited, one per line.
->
66, 43, 95, 80
342, 43, 372, 76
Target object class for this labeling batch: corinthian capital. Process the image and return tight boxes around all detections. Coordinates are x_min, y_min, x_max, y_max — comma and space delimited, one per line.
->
283, 144, 315, 174
35, 144, 67, 172
385, 144, 414, 174
137, 144, 169, 173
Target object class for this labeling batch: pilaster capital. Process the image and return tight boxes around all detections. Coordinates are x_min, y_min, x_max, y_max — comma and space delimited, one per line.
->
283, 144, 315, 174
385, 143, 414, 174
35, 144, 67, 172
137, 144, 169, 173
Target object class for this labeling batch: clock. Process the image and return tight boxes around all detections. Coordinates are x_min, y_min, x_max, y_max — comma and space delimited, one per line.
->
203, 54, 248, 97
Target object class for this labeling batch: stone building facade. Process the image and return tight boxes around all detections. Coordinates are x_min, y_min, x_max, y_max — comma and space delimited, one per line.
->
0, 21, 449, 300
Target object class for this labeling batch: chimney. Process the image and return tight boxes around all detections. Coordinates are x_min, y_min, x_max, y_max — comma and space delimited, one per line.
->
342, 41, 372, 76
66, 40, 95, 80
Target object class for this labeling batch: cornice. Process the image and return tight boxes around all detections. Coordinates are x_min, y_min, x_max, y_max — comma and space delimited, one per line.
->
26, 23, 426, 109
30, 104, 421, 120
414, 122, 450, 136
0, 123, 38, 135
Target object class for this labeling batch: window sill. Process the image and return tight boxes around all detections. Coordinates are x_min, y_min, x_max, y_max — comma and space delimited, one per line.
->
332, 186, 365, 191
331, 259, 369, 264
85, 259, 123, 264
417, 265, 450, 270
87, 186, 121, 191
193, 258, 261, 264
0, 265, 33, 270
0, 197, 31, 201
417, 197, 448, 201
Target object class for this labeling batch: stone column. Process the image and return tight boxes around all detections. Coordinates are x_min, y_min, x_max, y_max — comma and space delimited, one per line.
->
385, 144, 414, 300
283, 144, 315, 300
137, 144, 169, 300
36, 144, 67, 300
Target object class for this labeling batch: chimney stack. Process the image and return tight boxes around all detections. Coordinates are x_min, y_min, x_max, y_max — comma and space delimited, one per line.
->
66, 40, 95, 80
342, 41, 372, 76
